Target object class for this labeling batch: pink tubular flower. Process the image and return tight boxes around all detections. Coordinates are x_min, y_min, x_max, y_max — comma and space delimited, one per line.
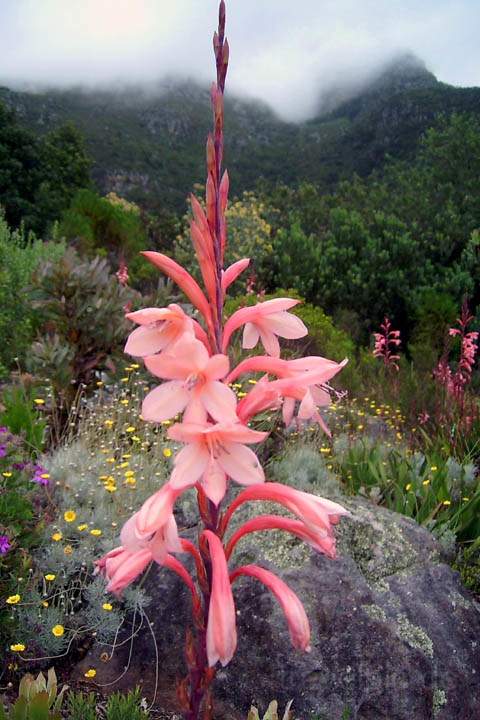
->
142, 337, 237, 424
230, 564, 311, 652
134, 481, 184, 538
223, 482, 350, 541
96, 514, 184, 596
168, 422, 268, 505
221, 258, 250, 294
373, 317, 401, 370
95, 546, 152, 595
203, 530, 237, 667
222, 298, 307, 356
125, 304, 195, 357
229, 354, 347, 429
225, 514, 337, 560
142, 251, 215, 337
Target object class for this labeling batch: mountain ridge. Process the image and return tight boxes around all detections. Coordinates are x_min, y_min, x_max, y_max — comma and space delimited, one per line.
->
1, 54, 479, 211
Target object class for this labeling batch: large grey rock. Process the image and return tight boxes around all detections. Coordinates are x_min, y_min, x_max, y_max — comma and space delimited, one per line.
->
76, 497, 480, 719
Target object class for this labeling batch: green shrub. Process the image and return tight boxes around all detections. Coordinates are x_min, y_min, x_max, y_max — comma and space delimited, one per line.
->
27, 249, 138, 421
66, 692, 97, 720
0, 214, 65, 377
105, 688, 148, 720
58, 189, 153, 287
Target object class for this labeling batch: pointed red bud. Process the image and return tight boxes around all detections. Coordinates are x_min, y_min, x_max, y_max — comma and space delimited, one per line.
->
206, 174, 216, 230
206, 134, 216, 176
222, 38, 229, 68
213, 30, 220, 56
219, 1, 226, 36
219, 170, 229, 213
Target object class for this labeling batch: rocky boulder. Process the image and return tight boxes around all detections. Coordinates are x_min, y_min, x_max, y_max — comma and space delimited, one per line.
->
76, 495, 480, 720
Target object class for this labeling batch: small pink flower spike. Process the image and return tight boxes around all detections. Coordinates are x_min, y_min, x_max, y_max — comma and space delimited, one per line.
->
222, 298, 307, 356
230, 564, 311, 652
142, 337, 237, 424
203, 530, 237, 667
142, 251, 215, 338
190, 194, 217, 312
125, 304, 195, 357
168, 421, 268, 505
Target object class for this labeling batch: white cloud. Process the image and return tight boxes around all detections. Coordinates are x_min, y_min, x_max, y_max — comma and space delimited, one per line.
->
0, 0, 478, 120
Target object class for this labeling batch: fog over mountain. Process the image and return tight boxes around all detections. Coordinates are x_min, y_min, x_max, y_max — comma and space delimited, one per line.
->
0, 0, 479, 121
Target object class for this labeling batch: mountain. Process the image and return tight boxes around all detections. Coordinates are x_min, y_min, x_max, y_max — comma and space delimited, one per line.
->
1, 54, 479, 212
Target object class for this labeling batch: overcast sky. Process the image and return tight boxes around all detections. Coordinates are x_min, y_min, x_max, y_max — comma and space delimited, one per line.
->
0, 0, 478, 121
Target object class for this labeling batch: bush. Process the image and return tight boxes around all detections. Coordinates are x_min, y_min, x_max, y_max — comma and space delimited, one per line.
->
58, 190, 153, 286
0, 214, 65, 377
27, 249, 138, 417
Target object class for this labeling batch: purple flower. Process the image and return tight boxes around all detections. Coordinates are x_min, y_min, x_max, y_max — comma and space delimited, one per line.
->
0, 445, 6, 458
0, 535, 11, 555
12, 462, 26, 470
33, 469, 50, 486
0, 427, 7, 435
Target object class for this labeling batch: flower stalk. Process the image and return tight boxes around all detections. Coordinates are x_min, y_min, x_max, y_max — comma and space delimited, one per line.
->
96, 3, 349, 718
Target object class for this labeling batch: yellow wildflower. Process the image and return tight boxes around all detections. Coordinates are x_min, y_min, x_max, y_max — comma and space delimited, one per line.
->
405, 483, 412, 491
51, 532, 63, 542
430, 466, 438, 472
126, 426, 135, 433
64, 545, 73, 555
121, 377, 129, 383
105, 484, 117, 493
90, 529, 102, 537
6, 594, 21, 605
44, 574, 56, 581
2, 472, 12, 477
10, 643, 26, 652
163, 448, 172, 458
422, 479, 430, 486
33, 398, 45, 405
77, 524, 88, 531
131, 363, 140, 369
102, 603, 113, 611
120, 399, 129, 405
84, 668, 97, 678
42, 601, 49, 607
64, 510, 76, 523
442, 500, 451, 506
52, 625, 64, 637
124, 470, 135, 477
104, 420, 114, 427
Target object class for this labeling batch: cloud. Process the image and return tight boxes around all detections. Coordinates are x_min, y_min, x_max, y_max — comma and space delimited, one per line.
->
0, 0, 478, 120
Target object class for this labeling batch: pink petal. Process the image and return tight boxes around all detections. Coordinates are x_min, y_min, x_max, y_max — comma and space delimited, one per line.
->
202, 458, 228, 505
259, 327, 280, 357
202, 381, 238, 423
298, 390, 316, 420
282, 396, 296, 426
125, 307, 173, 325
125, 324, 169, 357
183, 397, 208, 424
170, 443, 209, 488
205, 354, 230, 381
218, 443, 264, 486
204, 531, 237, 667
142, 381, 189, 422
242, 322, 260, 349
264, 311, 307, 340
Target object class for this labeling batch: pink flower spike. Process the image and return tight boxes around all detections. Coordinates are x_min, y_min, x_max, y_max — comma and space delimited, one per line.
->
203, 530, 237, 667
142, 337, 237, 424
125, 304, 195, 357
230, 564, 311, 652
168, 421, 268, 504
222, 258, 250, 294
142, 252, 214, 336
222, 298, 307, 356
236, 378, 282, 423
225, 514, 337, 560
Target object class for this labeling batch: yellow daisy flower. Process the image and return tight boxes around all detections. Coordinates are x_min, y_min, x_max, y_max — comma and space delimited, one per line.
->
51, 532, 63, 542
90, 529, 102, 537
64, 510, 76, 523
45, 574, 56, 581
102, 603, 113, 611
84, 668, 96, 678
52, 625, 64, 637
10, 643, 26, 652
6, 594, 21, 605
